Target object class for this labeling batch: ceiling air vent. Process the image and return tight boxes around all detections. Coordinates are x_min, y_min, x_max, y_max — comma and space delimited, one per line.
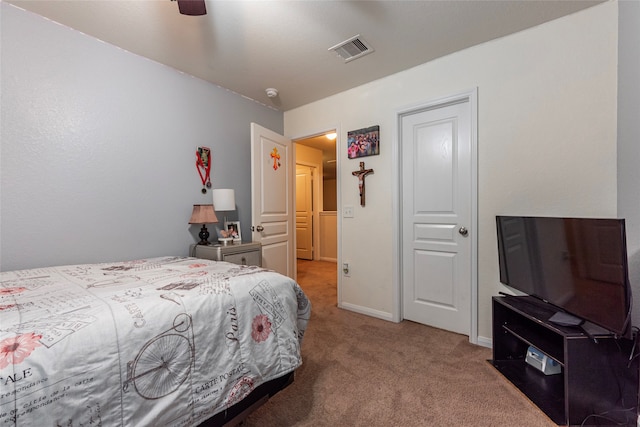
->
328, 35, 374, 63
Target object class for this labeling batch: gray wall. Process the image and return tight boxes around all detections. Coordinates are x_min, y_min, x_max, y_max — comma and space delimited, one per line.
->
0, 4, 283, 271
617, 0, 640, 327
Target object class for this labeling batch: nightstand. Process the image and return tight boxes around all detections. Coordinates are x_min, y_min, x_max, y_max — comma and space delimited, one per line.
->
190, 242, 262, 267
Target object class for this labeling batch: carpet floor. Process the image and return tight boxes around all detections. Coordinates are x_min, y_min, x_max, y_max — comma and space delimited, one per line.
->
243, 260, 555, 427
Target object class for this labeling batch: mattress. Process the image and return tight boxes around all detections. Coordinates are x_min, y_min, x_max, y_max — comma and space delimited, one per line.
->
0, 256, 310, 426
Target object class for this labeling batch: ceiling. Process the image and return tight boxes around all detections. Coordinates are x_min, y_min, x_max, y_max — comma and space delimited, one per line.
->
5, 0, 605, 112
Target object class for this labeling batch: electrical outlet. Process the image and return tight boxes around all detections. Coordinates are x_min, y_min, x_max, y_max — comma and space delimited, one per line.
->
343, 206, 354, 218
342, 262, 350, 276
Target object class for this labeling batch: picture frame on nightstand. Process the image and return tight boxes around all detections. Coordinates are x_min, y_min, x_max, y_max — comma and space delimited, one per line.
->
225, 221, 242, 243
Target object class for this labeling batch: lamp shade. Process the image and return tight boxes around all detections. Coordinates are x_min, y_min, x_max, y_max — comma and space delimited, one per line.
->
211, 189, 236, 211
188, 204, 218, 224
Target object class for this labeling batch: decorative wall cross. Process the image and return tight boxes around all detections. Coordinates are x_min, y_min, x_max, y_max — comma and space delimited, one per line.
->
270, 147, 281, 170
351, 161, 374, 206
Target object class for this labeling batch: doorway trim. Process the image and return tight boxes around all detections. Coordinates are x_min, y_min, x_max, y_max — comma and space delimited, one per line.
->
291, 125, 342, 304
392, 88, 479, 345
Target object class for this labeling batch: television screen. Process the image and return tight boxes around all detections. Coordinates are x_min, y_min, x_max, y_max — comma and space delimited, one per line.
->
496, 216, 631, 336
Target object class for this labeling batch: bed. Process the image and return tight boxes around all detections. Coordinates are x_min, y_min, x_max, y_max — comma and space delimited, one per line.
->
0, 256, 310, 426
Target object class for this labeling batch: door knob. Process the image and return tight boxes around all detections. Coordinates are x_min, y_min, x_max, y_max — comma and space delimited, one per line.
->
458, 226, 469, 236
256, 225, 264, 232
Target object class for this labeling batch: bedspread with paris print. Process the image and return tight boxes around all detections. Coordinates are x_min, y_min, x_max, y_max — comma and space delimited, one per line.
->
0, 256, 310, 426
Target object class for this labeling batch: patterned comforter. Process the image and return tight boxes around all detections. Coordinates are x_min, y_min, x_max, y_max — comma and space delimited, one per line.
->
0, 256, 310, 426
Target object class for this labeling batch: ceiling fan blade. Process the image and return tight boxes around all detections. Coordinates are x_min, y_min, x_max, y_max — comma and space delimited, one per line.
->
177, 0, 206, 16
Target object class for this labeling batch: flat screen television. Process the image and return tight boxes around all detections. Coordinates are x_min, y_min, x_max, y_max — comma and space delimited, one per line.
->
496, 216, 632, 337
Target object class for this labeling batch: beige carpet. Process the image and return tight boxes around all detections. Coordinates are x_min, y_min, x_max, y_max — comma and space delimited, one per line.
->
244, 260, 555, 427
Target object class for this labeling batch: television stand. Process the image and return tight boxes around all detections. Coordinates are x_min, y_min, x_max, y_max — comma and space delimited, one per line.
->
548, 311, 583, 327
490, 296, 638, 426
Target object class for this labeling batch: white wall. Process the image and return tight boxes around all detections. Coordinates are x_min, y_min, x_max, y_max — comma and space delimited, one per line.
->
0, 4, 283, 271
617, 0, 640, 327
285, 2, 619, 340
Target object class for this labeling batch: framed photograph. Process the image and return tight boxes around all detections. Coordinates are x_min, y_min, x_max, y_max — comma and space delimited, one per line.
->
225, 221, 242, 242
347, 125, 380, 159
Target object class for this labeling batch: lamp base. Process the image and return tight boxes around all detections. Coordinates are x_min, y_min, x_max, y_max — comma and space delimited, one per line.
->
197, 225, 211, 245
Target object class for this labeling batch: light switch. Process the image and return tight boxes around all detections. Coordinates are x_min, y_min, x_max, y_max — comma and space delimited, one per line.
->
343, 205, 354, 218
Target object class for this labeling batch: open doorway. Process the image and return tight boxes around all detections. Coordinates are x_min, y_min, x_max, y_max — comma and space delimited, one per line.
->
294, 131, 338, 295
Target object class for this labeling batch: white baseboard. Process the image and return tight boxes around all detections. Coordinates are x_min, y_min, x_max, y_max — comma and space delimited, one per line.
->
477, 335, 492, 348
338, 302, 395, 322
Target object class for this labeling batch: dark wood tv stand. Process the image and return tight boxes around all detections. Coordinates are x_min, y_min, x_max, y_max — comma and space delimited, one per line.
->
490, 296, 638, 426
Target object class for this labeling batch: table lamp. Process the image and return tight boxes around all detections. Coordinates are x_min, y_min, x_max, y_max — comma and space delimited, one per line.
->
189, 204, 218, 245
212, 189, 236, 223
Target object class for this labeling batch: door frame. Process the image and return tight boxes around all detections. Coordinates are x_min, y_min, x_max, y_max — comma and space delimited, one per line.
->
392, 88, 479, 345
291, 125, 341, 301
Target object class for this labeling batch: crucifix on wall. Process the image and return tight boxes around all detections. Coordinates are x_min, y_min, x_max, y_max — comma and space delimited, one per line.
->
352, 161, 374, 207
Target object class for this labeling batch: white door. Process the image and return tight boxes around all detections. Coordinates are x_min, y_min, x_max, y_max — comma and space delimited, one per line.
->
296, 165, 313, 260
251, 123, 294, 278
401, 99, 472, 335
